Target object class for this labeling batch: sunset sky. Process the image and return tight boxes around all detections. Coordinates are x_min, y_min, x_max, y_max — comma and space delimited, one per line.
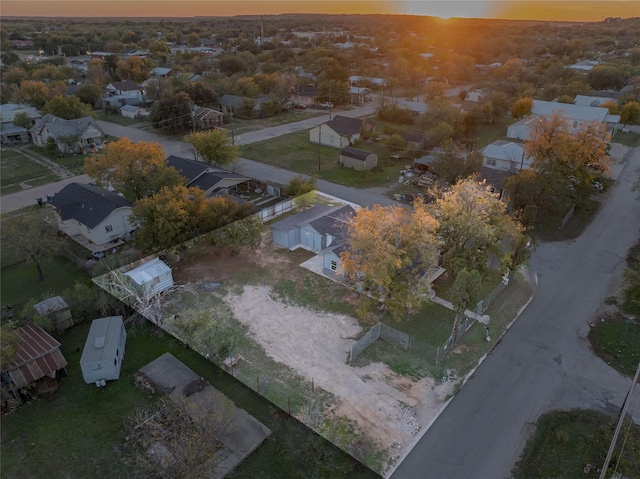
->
1, 0, 637, 22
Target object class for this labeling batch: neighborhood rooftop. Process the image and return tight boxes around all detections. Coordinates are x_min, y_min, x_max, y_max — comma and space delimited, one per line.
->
50, 183, 132, 228
325, 115, 364, 136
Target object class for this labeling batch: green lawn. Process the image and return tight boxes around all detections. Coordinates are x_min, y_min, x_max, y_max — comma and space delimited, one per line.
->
28, 145, 87, 175
532, 198, 600, 241
0, 149, 57, 195
589, 314, 640, 377
240, 130, 402, 188
99, 111, 148, 127
475, 116, 516, 148
1, 321, 379, 479
512, 409, 640, 479
611, 130, 640, 147
231, 110, 324, 135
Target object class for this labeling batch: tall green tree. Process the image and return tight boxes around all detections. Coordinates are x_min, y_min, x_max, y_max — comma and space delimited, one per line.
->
42, 95, 93, 119
84, 138, 184, 201
150, 91, 193, 133
449, 268, 482, 345
184, 130, 239, 168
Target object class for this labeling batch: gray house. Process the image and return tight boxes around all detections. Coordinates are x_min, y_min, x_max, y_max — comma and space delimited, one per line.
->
271, 205, 355, 276
80, 316, 126, 385
123, 258, 174, 299
339, 147, 377, 171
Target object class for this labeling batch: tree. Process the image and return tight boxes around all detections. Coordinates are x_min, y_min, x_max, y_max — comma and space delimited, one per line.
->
150, 91, 193, 133
449, 268, 482, 345
1, 209, 64, 281
84, 138, 184, 201
74, 83, 103, 109
184, 130, 239, 168
115, 56, 150, 82
430, 178, 524, 278
284, 176, 316, 197
41, 95, 93, 120
132, 185, 253, 252
12, 111, 33, 129
186, 32, 200, 47
316, 79, 350, 106
12, 80, 51, 109
340, 203, 441, 319
431, 146, 482, 184
620, 101, 640, 125
511, 98, 533, 120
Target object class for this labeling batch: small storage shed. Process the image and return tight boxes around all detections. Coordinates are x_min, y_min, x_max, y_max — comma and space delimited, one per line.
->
34, 296, 74, 332
339, 147, 377, 171
80, 316, 126, 385
123, 258, 174, 299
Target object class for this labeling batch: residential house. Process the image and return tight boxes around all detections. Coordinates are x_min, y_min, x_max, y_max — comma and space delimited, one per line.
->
166, 155, 251, 197
270, 204, 355, 277
481, 140, 532, 172
465, 88, 491, 103
80, 316, 126, 385
151, 67, 172, 78
309, 115, 374, 149
506, 100, 620, 140
349, 86, 372, 104
34, 296, 74, 333
50, 182, 135, 250
477, 167, 514, 200
289, 85, 317, 107
120, 104, 149, 119
349, 75, 386, 88
216, 94, 246, 115
340, 147, 377, 171
193, 105, 224, 129
567, 60, 599, 72
30, 114, 105, 154
0, 103, 41, 145
1, 124, 30, 146
104, 80, 145, 107
574, 95, 617, 108
1, 324, 68, 403
123, 258, 174, 299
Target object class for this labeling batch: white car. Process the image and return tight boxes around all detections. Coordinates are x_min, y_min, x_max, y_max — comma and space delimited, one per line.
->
320, 102, 334, 109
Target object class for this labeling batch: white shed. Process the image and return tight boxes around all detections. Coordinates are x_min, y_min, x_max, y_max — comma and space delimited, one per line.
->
123, 258, 174, 299
80, 316, 126, 385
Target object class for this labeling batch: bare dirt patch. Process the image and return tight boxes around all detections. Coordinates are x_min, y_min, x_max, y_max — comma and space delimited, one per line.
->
225, 285, 454, 458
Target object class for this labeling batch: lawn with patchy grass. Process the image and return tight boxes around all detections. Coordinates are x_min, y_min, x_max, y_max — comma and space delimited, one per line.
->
512, 409, 640, 479
28, 145, 87, 175
240, 130, 402, 188
0, 149, 58, 195
1, 321, 378, 479
611, 131, 640, 147
532, 198, 600, 241
231, 110, 325, 134
475, 116, 517, 148
99, 111, 148, 127
589, 314, 640, 376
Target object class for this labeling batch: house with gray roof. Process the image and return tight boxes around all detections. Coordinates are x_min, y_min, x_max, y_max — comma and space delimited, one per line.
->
309, 115, 375, 149
0, 103, 41, 145
481, 140, 532, 172
30, 114, 104, 154
216, 94, 272, 115
50, 182, 135, 249
165, 155, 250, 197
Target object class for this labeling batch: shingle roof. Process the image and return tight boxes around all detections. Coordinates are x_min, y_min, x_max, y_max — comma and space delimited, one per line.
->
2, 324, 67, 388
532, 100, 609, 123
109, 80, 143, 92
166, 155, 208, 183
270, 205, 335, 232
482, 141, 528, 161
308, 205, 355, 237
218, 94, 246, 107
340, 146, 372, 161
189, 171, 249, 192
50, 183, 132, 228
30, 114, 104, 139
325, 115, 363, 137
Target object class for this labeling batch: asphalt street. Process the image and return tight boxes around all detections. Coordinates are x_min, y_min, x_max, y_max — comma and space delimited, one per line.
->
391, 147, 640, 479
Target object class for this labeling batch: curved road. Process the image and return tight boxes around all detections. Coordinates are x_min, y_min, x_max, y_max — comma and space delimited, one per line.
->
391, 147, 640, 478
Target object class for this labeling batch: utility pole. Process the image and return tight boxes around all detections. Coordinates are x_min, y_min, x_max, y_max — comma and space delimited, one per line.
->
599, 361, 640, 479
317, 123, 321, 171
231, 111, 235, 146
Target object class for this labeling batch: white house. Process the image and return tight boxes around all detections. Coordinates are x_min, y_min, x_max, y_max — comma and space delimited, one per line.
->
50, 183, 135, 249
309, 115, 373, 149
105, 80, 144, 101
465, 88, 491, 103
80, 316, 126, 386
120, 104, 146, 119
507, 100, 620, 140
123, 258, 174, 299
30, 114, 104, 154
481, 140, 532, 172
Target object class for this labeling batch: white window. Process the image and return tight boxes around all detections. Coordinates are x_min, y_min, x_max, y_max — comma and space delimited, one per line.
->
330, 260, 338, 271
105, 225, 113, 233
572, 120, 579, 129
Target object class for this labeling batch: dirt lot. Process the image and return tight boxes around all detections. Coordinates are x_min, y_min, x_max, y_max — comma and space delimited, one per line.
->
170, 235, 455, 471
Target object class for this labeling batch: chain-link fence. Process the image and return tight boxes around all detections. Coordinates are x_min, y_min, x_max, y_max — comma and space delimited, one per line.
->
474, 273, 513, 315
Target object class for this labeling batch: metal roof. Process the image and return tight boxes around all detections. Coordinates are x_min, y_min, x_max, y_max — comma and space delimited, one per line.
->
340, 146, 372, 161
124, 258, 171, 286
2, 324, 67, 388
34, 296, 69, 316
80, 316, 124, 364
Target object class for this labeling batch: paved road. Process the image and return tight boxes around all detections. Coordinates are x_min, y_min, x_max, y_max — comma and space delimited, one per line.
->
391, 148, 640, 479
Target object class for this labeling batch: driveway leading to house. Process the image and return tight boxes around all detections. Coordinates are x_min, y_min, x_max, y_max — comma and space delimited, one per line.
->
390, 148, 640, 479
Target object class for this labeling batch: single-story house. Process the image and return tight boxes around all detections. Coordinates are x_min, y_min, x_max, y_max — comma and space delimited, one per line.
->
0, 103, 41, 127
166, 155, 251, 197
271, 204, 355, 277
289, 85, 317, 107
151, 67, 172, 78
349, 75, 386, 88
80, 316, 126, 385
123, 258, 174, 299
120, 104, 148, 119
506, 100, 621, 140
481, 140, 532, 171
105, 80, 144, 101
1, 324, 68, 400
573, 95, 617, 107
465, 89, 491, 103
193, 106, 224, 129
216, 94, 271, 116
30, 114, 105, 154
340, 146, 378, 171
309, 115, 375, 149
349, 86, 372, 104
477, 167, 515, 200
0, 124, 30, 146
50, 182, 135, 249
34, 296, 74, 333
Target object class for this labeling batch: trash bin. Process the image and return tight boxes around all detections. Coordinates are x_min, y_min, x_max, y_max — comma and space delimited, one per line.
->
37, 197, 43, 207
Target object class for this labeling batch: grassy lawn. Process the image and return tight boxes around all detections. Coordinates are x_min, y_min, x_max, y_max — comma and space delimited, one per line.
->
240, 130, 402, 188
99, 111, 148, 127
531, 198, 600, 241
475, 116, 517, 148
0, 149, 58, 195
28, 145, 87, 175
512, 409, 640, 479
1, 321, 379, 479
432, 270, 503, 304
231, 110, 324, 134
589, 313, 640, 377
611, 130, 640, 147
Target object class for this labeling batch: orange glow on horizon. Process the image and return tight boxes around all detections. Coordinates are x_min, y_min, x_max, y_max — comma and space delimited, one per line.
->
1, 0, 638, 21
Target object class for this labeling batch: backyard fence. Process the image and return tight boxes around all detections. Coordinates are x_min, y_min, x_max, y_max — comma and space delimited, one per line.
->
559, 205, 576, 230
435, 315, 477, 363
474, 273, 513, 315
256, 198, 295, 222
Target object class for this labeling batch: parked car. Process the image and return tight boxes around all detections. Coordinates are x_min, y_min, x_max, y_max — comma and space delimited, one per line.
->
320, 102, 333, 109
293, 103, 307, 110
